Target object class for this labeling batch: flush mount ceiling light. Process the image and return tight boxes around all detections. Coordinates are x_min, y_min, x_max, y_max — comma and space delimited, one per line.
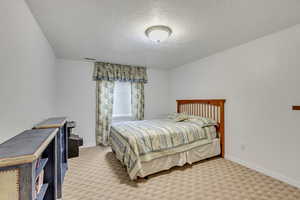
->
145, 25, 172, 43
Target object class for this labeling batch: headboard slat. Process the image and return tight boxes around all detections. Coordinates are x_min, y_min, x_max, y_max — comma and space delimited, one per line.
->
177, 99, 225, 158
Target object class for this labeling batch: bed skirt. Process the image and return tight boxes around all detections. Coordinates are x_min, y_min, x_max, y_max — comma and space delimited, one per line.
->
112, 138, 220, 179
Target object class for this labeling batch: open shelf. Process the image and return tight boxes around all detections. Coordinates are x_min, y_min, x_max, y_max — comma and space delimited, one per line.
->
0, 128, 60, 199
35, 158, 48, 180
34, 117, 69, 198
35, 183, 48, 200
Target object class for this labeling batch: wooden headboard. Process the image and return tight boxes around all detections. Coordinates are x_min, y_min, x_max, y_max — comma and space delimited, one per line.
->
177, 99, 226, 158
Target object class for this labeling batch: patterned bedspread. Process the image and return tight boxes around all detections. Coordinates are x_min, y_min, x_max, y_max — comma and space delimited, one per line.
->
109, 119, 216, 179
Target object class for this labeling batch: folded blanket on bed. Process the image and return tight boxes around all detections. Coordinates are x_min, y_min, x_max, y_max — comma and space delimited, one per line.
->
110, 119, 216, 179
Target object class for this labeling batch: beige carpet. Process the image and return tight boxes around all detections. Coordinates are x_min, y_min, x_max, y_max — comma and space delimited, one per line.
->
63, 147, 300, 200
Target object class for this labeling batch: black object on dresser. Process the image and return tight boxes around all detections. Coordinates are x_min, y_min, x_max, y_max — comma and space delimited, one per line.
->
68, 134, 83, 158
34, 117, 69, 199
66, 121, 76, 137
67, 121, 83, 159
0, 128, 58, 200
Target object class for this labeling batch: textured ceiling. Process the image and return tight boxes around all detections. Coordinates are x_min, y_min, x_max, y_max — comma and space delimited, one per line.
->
26, 0, 300, 68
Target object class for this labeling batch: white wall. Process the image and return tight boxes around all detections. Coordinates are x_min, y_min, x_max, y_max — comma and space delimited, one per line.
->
55, 60, 95, 146
55, 59, 170, 147
145, 68, 171, 119
170, 24, 300, 187
0, 0, 56, 143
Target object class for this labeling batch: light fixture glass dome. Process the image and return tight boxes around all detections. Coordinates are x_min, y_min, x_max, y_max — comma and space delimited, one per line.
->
145, 25, 172, 43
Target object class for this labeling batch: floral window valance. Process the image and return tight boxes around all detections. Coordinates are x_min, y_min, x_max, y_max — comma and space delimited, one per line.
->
93, 62, 148, 83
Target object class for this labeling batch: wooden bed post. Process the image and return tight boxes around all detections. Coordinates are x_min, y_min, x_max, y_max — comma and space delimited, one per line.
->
176, 99, 226, 158
177, 102, 180, 113
219, 100, 225, 158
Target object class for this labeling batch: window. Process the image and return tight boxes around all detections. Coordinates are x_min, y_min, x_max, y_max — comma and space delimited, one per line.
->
113, 81, 131, 117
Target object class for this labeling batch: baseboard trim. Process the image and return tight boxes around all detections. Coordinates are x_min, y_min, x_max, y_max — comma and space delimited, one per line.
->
226, 155, 300, 189
80, 144, 96, 148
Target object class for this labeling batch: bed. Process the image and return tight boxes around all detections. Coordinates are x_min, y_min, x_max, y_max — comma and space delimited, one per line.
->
109, 99, 225, 180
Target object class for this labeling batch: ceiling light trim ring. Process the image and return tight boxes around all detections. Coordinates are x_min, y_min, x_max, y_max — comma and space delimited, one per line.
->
145, 25, 172, 43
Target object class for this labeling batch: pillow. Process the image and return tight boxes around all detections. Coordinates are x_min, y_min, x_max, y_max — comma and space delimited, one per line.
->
167, 112, 188, 122
186, 115, 218, 127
